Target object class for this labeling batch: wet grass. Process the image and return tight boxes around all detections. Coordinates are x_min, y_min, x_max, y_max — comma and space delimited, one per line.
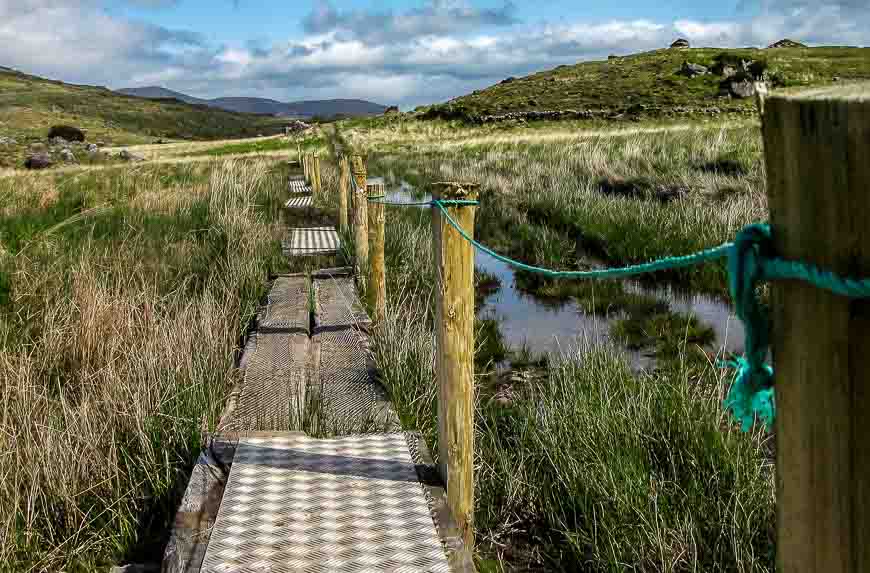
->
365, 193, 775, 571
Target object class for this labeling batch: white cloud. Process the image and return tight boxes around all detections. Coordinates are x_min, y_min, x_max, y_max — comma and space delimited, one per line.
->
0, 0, 868, 109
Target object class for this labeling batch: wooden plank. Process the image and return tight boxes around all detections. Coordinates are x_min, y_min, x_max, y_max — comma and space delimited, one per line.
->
762, 84, 870, 572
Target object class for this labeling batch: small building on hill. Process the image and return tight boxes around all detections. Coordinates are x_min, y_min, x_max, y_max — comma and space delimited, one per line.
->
768, 38, 807, 49
670, 38, 690, 49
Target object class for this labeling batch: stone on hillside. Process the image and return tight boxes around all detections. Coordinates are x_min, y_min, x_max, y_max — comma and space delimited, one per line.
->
118, 149, 145, 162
284, 120, 311, 134
728, 79, 758, 99
48, 125, 85, 142
50, 136, 68, 146
670, 38, 690, 49
719, 64, 737, 79
680, 61, 709, 77
58, 148, 76, 162
500, 76, 516, 84
85, 143, 99, 153
768, 38, 807, 49
0, 136, 16, 146
384, 105, 400, 115
24, 153, 53, 169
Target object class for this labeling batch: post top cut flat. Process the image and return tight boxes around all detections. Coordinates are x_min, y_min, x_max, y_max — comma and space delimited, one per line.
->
431, 181, 480, 200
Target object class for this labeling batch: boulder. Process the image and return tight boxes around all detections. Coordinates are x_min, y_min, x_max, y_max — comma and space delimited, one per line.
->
283, 120, 311, 134
384, 105, 400, 115
85, 143, 99, 153
680, 61, 709, 77
48, 125, 85, 142
24, 153, 53, 169
670, 38, 690, 49
50, 136, 68, 146
58, 148, 76, 162
728, 79, 758, 99
500, 76, 516, 84
719, 64, 737, 79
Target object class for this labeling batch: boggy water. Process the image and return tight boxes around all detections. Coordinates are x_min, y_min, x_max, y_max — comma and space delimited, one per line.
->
386, 182, 745, 369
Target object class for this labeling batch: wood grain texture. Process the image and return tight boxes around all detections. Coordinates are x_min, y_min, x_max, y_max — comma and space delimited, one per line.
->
367, 180, 386, 324
339, 156, 349, 234
762, 84, 870, 573
302, 154, 309, 183
351, 155, 369, 286
432, 181, 479, 551
312, 155, 322, 196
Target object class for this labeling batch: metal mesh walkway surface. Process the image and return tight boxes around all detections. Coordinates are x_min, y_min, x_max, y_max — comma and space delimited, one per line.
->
312, 275, 399, 431
222, 276, 310, 432
200, 433, 451, 573
286, 195, 314, 208
289, 179, 312, 194
285, 227, 341, 257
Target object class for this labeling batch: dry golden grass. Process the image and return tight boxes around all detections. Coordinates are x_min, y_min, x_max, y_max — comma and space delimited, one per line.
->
0, 158, 287, 570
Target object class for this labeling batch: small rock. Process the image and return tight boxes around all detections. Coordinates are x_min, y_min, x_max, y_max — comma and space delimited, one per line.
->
500, 76, 516, 84
768, 38, 807, 49
110, 564, 159, 573
50, 136, 68, 146
680, 61, 709, 77
118, 149, 145, 162
85, 143, 99, 153
719, 65, 737, 79
383, 105, 400, 115
670, 38, 690, 49
24, 153, 53, 169
0, 136, 16, 146
833, 76, 841, 82
59, 148, 75, 162
728, 79, 757, 99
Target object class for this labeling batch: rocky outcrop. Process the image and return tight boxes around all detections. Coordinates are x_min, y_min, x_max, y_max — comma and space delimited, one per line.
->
48, 125, 85, 142
24, 153, 53, 169
283, 120, 311, 134
0, 136, 16, 146
383, 105, 400, 115
768, 38, 807, 49
670, 38, 690, 49
58, 148, 76, 162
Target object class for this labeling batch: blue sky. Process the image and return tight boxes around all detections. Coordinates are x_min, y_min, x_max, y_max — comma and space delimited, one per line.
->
1, 1, 867, 108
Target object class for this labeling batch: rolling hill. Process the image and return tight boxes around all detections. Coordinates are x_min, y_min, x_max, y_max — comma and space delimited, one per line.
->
422, 45, 870, 122
118, 86, 388, 118
0, 67, 288, 167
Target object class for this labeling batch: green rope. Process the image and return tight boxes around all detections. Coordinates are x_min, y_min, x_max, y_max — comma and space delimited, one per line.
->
426, 200, 870, 432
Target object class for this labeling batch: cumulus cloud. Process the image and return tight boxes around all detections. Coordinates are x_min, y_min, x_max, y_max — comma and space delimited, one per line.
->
0, 0, 868, 109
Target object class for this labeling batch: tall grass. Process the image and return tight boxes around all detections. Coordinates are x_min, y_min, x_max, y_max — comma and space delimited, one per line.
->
0, 159, 287, 570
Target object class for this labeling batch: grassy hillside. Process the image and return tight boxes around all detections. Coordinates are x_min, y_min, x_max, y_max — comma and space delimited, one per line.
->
424, 46, 870, 121
0, 67, 286, 167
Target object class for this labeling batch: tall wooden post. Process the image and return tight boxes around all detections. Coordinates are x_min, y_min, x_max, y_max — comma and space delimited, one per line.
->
338, 155, 350, 234
350, 155, 369, 285
367, 178, 386, 323
312, 154, 322, 196
432, 181, 479, 551
297, 143, 302, 168
763, 85, 870, 572
303, 154, 309, 183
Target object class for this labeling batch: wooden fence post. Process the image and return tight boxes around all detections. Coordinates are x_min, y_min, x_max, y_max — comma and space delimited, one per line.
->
762, 85, 870, 572
297, 143, 302, 168
312, 154, 322, 196
351, 155, 369, 285
367, 178, 386, 323
338, 155, 350, 234
303, 154, 309, 184
432, 181, 479, 552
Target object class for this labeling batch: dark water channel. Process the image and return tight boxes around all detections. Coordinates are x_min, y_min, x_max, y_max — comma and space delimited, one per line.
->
386, 182, 744, 370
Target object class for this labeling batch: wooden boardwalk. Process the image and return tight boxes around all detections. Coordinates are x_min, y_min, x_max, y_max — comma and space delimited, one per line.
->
164, 176, 466, 573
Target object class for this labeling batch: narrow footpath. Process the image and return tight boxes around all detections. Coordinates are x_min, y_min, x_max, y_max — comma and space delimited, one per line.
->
162, 173, 471, 573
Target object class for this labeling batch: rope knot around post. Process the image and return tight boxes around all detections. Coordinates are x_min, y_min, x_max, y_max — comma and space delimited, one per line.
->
723, 224, 776, 431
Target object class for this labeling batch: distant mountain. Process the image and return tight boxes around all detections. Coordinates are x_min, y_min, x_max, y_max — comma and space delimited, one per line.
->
117, 86, 388, 118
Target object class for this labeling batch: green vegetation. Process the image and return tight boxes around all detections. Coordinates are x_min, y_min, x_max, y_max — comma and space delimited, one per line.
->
421, 46, 870, 120
0, 158, 289, 570
186, 136, 295, 157
0, 67, 286, 167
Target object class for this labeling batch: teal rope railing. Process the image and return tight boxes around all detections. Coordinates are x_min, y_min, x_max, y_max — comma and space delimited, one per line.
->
420, 198, 870, 431
353, 191, 870, 429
